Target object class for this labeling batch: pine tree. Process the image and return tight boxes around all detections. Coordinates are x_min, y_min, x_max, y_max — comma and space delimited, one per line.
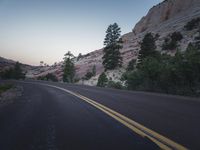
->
138, 33, 158, 64
92, 65, 96, 76
127, 59, 136, 71
13, 62, 25, 79
97, 72, 108, 87
102, 23, 122, 70
63, 51, 75, 83
195, 27, 200, 49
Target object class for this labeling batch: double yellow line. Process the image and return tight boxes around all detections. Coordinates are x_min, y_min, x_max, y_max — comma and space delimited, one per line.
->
21, 82, 188, 150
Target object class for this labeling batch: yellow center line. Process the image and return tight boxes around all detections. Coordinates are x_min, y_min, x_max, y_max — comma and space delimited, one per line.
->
19, 81, 188, 150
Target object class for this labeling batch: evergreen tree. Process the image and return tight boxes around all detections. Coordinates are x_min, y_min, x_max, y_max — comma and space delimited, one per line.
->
103, 23, 122, 70
13, 62, 25, 79
97, 72, 108, 87
92, 65, 96, 76
195, 27, 200, 49
84, 71, 93, 80
63, 51, 75, 83
126, 59, 136, 71
1, 62, 24, 79
138, 33, 158, 64
77, 53, 83, 61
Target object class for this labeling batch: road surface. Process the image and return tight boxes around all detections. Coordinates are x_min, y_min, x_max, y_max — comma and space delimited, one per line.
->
0, 80, 200, 150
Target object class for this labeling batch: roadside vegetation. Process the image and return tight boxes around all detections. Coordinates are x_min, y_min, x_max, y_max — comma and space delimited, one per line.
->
97, 23, 123, 88
96, 21, 200, 96
184, 17, 200, 30
102, 23, 122, 70
0, 84, 13, 95
0, 62, 25, 80
37, 73, 58, 82
162, 32, 183, 50
63, 51, 75, 83
123, 32, 200, 96
83, 65, 96, 80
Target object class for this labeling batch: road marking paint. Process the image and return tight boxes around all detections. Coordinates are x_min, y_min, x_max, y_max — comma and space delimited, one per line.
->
19, 81, 188, 150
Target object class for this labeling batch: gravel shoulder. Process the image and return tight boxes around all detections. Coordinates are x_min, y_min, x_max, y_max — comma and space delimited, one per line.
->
0, 84, 23, 107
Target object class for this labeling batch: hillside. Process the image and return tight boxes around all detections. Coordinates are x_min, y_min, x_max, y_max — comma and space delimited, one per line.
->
74, 0, 200, 85
1, 0, 200, 85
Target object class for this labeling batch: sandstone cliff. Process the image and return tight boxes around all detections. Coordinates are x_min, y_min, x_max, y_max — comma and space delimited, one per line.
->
133, 0, 200, 34
7, 0, 200, 84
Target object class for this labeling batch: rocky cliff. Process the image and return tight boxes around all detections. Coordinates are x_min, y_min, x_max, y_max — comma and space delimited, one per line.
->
133, 0, 200, 34
3, 0, 200, 84
74, 0, 200, 85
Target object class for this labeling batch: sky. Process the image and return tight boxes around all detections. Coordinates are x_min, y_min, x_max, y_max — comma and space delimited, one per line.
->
0, 0, 162, 65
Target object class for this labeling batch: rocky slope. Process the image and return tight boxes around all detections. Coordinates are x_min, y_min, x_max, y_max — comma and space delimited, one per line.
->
1, 0, 200, 85
0, 57, 37, 75
75, 0, 200, 85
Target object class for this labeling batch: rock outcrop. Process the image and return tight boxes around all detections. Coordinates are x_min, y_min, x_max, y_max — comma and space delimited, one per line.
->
76, 0, 200, 83
133, 0, 200, 34
2, 0, 200, 84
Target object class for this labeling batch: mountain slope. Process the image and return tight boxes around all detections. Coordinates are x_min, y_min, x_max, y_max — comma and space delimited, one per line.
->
2, 0, 200, 84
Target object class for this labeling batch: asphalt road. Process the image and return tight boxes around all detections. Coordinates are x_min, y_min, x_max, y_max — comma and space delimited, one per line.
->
0, 80, 200, 150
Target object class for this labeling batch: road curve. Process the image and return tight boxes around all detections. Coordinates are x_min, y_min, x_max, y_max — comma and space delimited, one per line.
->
23, 81, 200, 149
0, 81, 158, 150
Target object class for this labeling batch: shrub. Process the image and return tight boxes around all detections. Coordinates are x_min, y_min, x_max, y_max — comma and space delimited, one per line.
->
97, 72, 108, 87
162, 32, 183, 50
107, 81, 123, 89
38, 73, 58, 82
84, 71, 94, 80
126, 59, 136, 71
125, 43, 200, 96
0, 62, 25, 80
0, 84, 13, 94
184, 17, 200, 30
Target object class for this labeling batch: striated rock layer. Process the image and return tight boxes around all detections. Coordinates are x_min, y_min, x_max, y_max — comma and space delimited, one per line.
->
75, 0, 200, 81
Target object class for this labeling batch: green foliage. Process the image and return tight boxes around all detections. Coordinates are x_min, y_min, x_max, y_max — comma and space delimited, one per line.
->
103, 23, 122, 70
125, 44, 200, 96
13, 62, 25, 79
126, 71, 145, 90
0, 84, 13, 94
184, 17, 200, 30
162, 32, 183, 50
107, 81, 123, 89
92, 65, 96, 76
84, 71, 93, 80
83, 65, 96, 80
0, 62, 25, 80
97, 72, 108, 87
138, 33, 159, 64
74, 78, 80, 83
194, 28, 200, 49
126, 59, 136, 71
37, 73, 58, 82
63, 51, 75, 83
77, 53, 83, 61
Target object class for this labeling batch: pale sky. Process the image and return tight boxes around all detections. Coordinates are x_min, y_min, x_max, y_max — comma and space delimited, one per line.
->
0, 0, 163, 65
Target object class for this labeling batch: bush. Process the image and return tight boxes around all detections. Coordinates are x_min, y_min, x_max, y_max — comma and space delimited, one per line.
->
84, 71, 94, 80
125, 45, 200, 96
97, 72, 108, 87
38, 73, 58, 82
184, 17, 200, 30
0, 62, 25, 80
0, 84, 13, 94
162, 32, 183, 50
126, 59, 136, 71
107, 81, 123, 89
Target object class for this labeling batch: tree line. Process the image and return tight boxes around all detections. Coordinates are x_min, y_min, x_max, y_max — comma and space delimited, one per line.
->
2, 21, 197, 97
0, 62, 25, 80
97, 22, 200, 96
